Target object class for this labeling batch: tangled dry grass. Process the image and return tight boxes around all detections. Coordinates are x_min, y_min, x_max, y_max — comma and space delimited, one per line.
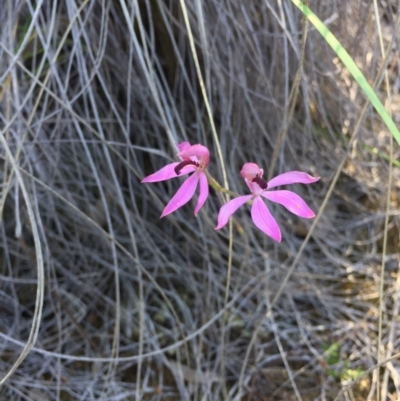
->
1, 0, 400, 400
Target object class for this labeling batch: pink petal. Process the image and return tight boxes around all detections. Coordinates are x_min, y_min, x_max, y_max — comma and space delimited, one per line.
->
240, 162, 263, 181
178, 164, 198, 175
177, 144, 210, 166
251, 196, 281, 242
176, 142, 191, 152
161, 172, 200, 217
245, 180, 263, 196
261, 190, 315, 218
215, 195, 253, 230
267, 171, 320, 189
194, 172, 209, 215
141, 162, 180, 183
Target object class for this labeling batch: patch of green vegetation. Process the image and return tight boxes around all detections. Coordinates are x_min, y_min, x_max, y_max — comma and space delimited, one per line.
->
323, 342, 364, 381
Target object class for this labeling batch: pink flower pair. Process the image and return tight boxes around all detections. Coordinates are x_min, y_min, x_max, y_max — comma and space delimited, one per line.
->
141, 142, 319, 242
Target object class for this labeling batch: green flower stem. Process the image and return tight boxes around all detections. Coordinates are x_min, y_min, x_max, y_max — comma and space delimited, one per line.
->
205, 170, 239, 197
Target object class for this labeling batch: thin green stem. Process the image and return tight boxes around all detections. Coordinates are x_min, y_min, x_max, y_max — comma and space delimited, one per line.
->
204, 170, 239, 198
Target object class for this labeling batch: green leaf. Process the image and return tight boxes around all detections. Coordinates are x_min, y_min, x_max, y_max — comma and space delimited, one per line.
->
345, 368, 364, 380
323, 342, 340, 365
291, 0, 400, 148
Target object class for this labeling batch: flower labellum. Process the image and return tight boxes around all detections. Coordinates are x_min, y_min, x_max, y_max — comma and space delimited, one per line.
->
215, 162, 319, 242
141, 142, 210, 217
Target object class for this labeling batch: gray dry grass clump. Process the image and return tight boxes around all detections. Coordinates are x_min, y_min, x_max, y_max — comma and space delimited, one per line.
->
1, 1, 400, 400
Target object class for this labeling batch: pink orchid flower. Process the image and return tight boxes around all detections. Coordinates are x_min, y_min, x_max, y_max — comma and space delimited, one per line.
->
141, 142, 210, 217
215, 163, 319, 242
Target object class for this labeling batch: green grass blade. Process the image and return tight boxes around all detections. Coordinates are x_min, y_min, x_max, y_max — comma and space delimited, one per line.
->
291, 0, 400, 147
